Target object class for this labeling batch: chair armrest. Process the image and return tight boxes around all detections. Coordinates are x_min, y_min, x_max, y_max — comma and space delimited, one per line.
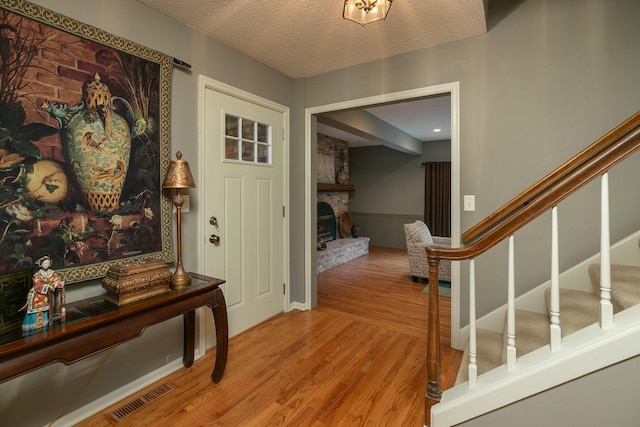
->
432, 236, 451, 247
406, 241, 452, 282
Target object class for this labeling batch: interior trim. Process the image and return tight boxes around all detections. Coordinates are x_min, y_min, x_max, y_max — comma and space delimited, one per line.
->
304, 82, 463, 349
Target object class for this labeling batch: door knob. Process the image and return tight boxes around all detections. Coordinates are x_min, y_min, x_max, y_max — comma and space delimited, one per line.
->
209, 234, 220, 245
210, 216, 219, 228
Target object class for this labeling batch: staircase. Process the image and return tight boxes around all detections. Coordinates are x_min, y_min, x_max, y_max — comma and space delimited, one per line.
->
421, 111, 640, 426
455, 259, 640, 386
430, 230, 640, 426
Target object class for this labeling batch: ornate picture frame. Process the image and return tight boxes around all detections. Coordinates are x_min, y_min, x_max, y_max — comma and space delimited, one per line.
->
0, 0, 174, 283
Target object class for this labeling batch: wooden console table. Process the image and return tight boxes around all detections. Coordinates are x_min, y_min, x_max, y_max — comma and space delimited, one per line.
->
0, 272, 227, 384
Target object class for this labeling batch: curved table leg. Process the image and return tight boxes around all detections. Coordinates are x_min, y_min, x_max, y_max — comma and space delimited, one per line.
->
210, 287, 228, 383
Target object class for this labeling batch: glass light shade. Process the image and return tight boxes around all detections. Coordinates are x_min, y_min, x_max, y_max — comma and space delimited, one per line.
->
162, 151, 196, 189
343, 0, 392, 26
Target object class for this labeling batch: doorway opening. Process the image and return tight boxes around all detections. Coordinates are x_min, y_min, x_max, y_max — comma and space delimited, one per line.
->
304, 82, 462, 349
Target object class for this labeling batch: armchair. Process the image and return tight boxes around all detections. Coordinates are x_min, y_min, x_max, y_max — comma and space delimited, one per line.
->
403, 220, 451, 283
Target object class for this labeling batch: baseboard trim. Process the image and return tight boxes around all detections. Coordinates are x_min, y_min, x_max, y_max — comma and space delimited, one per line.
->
435, 304, 640, 426
289, 301, 308, 311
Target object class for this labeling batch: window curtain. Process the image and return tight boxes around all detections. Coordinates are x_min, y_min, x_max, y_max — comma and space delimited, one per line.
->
423, 162, 451, 237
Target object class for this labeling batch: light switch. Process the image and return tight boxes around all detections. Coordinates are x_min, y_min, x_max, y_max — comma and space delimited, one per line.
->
464, 195, 475, 212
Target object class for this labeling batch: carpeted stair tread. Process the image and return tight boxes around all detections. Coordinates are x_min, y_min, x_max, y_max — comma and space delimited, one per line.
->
544, 288, 600, 336
588, 263, 640, 312
455, 328, 503, 385
502, 310, 550, 362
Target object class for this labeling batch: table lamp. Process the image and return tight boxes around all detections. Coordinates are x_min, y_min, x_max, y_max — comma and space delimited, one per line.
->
162, 151, 196, 288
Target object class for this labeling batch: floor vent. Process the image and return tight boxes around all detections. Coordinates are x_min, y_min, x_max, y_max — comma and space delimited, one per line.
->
109, 383, 173, 422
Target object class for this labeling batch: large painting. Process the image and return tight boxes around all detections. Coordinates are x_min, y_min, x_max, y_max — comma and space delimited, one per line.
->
0, 0, 173, 283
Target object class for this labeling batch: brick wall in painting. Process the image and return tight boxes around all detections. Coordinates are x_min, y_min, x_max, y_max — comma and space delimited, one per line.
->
12, 15, 126, 162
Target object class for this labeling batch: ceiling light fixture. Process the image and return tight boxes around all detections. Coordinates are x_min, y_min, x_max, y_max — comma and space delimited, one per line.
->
343, 0, 393, 26
433, 128, 442, 133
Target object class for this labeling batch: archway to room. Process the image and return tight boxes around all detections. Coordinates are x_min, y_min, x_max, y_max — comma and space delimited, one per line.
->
304, 82, 462, 349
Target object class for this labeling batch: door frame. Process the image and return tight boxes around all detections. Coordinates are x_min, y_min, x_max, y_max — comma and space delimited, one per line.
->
304, 82, 462, 349
197, 75, 291, 352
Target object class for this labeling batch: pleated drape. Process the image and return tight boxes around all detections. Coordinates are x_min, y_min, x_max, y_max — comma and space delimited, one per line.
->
423, 162, 451, 237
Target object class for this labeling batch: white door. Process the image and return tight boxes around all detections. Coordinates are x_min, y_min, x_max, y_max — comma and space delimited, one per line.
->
202, 84, 286, 340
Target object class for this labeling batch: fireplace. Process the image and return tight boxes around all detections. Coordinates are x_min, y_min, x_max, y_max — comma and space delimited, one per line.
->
317, 202, 336, 242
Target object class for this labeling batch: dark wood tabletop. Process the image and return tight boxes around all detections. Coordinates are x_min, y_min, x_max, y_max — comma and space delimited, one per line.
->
0, 272, 228, 384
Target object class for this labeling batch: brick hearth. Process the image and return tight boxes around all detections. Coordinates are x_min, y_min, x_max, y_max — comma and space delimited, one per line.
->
317, 237, 370, 274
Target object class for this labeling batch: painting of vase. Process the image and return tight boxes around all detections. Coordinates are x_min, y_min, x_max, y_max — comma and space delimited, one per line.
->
0, 1, 173, 284
47, 74, 133, 213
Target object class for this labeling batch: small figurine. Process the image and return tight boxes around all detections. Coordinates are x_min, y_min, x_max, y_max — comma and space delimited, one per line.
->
20, 256, 65, 332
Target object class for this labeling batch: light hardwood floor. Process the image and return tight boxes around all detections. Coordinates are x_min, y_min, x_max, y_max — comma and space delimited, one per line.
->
78, 246, 462, 426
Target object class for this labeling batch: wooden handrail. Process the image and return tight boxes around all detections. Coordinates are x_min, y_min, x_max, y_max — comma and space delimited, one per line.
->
461, 111, 640, 245
431, 120, 640, 262
424, 111, 640, 426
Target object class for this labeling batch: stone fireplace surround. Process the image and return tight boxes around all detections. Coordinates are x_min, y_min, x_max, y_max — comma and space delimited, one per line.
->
316, 200, 370, 273
316, 134, 369, 273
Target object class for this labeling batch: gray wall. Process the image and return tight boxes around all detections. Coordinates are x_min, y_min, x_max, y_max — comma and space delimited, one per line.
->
302, 0, 640, 324
349, 140, 451, 248
3, 0, 640, 424
457, 354, 640, 426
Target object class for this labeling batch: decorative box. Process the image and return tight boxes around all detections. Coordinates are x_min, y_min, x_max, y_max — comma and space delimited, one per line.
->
102, 260, 172, 306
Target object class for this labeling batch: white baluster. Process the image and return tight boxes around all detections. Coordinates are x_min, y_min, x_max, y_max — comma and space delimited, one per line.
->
506, 235, 516, 371
468, 259, 478, 386
600, 173, 613, 329
550, 206, 561, 350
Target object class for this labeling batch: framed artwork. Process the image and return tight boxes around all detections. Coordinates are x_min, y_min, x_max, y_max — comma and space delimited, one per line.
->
0, 0, 174, 283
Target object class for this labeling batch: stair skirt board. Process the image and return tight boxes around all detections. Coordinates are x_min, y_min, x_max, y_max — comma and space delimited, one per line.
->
435, 304, 640, 427
441, 228, 640, 426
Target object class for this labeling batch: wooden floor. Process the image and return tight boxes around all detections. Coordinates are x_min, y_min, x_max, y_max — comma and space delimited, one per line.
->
78, 246, 462, 427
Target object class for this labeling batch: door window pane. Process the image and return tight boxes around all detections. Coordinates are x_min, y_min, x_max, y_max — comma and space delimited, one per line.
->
225, 137, 239, 160
226, 115, 239, 137
242, 120, 255, 140
257, 143, 270, 164
257, 123, 268, 143
225, 114, 271, 165
242, 141, 255, 162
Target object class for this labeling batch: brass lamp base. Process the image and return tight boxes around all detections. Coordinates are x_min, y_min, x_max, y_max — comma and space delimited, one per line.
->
171, 263, 192, 289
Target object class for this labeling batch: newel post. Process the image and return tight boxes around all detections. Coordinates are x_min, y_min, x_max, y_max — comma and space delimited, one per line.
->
425, 254, 442, 426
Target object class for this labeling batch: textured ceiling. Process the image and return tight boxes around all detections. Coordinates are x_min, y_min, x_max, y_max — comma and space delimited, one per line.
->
137, 0, 487, 79
136, 1, 486, 148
